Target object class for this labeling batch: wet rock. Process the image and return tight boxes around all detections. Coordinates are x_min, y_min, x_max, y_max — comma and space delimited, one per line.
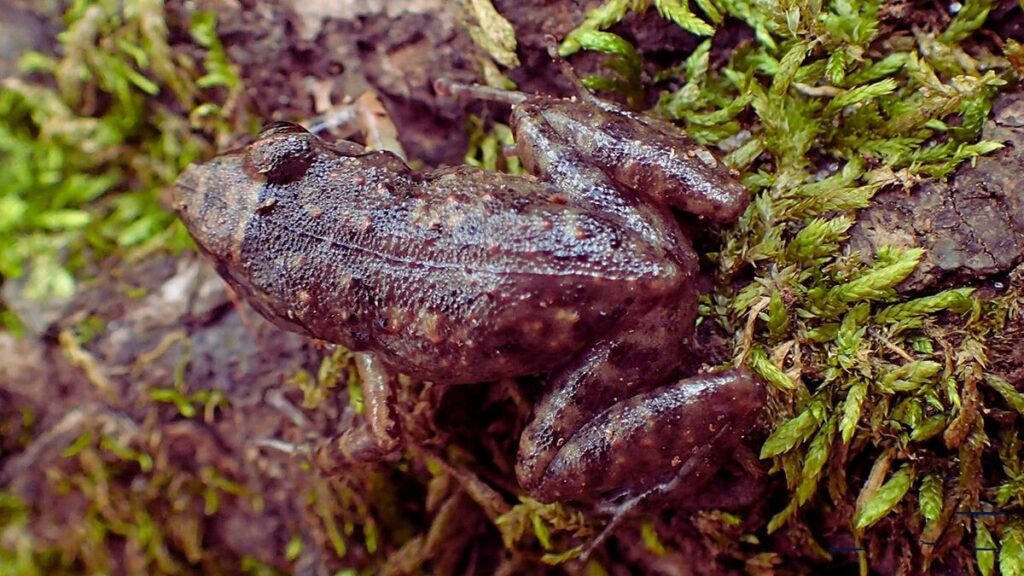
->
849, 91, 1024, 292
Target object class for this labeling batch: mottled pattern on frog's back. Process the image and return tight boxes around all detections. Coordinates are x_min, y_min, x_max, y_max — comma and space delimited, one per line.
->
237, 154, 686, 383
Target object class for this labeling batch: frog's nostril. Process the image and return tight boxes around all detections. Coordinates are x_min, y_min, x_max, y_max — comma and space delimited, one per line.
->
172, 167, 203, 212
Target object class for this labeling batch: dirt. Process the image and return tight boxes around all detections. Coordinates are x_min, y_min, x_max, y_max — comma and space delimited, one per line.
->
0, 5, 50, 81
1, 255, 324, 569
182, 0, 733, 166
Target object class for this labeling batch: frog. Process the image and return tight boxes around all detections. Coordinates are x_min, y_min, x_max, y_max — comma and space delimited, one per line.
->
172, 79, 766, 510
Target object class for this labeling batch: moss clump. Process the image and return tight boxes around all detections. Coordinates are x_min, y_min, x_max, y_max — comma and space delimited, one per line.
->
517, 0, 1023, 573
0, 0, 243, 324
1, 425, 258, 575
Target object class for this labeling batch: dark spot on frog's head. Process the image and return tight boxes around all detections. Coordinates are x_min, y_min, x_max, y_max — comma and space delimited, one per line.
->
245, 122, 316, 184
259, 121, 308, 138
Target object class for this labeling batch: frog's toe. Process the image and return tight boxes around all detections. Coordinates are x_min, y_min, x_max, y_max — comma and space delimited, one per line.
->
314, 423, 401, 477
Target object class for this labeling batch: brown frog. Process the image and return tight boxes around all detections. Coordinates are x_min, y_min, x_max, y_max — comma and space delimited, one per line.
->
173, 83, 765, 509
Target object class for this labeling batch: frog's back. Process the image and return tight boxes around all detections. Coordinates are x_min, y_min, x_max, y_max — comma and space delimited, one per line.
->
239, 159, 690, 382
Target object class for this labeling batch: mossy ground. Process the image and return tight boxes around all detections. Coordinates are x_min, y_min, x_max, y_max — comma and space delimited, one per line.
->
2, 0, 1024, 574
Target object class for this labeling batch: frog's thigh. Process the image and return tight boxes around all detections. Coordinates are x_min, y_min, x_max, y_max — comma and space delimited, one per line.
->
519, 369, 765, 503
512, 101, 748, 224
515, 301, 693, 496
511, 106, 676, 249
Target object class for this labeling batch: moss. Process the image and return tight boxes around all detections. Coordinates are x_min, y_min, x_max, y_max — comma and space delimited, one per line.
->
44, 427, 258, 574
288, 348, 353, 411
0, 0, 243, 320
0, 2, 251, 573
0, 491, 70, 576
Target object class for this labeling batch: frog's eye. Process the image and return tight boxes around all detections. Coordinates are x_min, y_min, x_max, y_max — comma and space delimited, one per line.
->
258, 121, 309, 139
245, 126, 314, 184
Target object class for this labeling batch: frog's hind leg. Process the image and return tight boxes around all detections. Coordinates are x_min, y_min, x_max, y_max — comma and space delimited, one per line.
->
517, 355, 764, 503
510, 82, 750, 224
518, 358, 763, 556
577, 404, 752, 561
514, 275, 767, 505
509, 105, 693, 261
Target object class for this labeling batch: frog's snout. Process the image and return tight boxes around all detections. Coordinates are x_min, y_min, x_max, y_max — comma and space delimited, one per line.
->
172, 164, 201, 213
172, 162, 222, 232
173, 155, 260, 266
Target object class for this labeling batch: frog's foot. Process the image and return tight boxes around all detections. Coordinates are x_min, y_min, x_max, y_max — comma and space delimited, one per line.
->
577, 419, 743, 561
315, 352, 404, 476
518, 367, 764, 561
313, 423, 401, 476
434, 42, 593, 108
540, 34, 600, 105
433, 78, 529, 105
254, 438, 311, 456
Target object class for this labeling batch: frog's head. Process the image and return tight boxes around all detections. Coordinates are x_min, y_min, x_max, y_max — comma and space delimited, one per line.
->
174, 122, 381, 338
173, 123, 325, 333
173, 122, 324, 266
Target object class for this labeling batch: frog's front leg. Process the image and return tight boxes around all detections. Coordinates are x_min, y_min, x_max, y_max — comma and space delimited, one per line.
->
516, 304, 765, 504
315, 352, 401, 474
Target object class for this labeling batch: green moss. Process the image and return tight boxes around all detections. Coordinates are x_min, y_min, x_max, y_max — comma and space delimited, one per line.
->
560, 0, 719, 56
0, 491, 70, 576
463, 116, 523, 175
0, 406, 35, 461
288, 348, 351, 410
461, 0, 519, 89
495, 496, 592, 563
0, 0, 243, 319
0, 419, 264, 575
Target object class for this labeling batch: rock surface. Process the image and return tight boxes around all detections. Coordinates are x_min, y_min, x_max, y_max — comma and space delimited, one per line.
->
849, 91, 1024, 292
